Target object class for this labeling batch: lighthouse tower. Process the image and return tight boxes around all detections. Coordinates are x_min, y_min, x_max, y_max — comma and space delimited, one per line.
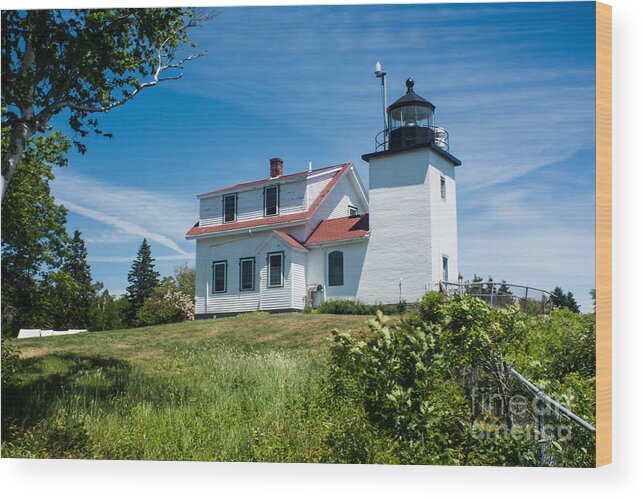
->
357, 78, 461, 304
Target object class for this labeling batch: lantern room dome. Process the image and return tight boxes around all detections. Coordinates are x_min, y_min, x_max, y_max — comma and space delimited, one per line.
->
388, 78, 435, 113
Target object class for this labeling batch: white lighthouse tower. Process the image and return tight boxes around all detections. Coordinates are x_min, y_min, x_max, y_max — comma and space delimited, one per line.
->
357, 76, 461, 304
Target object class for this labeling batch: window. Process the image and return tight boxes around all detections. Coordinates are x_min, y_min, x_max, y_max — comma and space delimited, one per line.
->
328, 251, 344, 287
440, 176, 446, 200
239, 257, 255, 291
264, 186, 279, 216
348, 205, 358, 217
442, 256, 449, 282
223, 194, 237, 223
212, 261, 227, 293
267, 252, 284, 287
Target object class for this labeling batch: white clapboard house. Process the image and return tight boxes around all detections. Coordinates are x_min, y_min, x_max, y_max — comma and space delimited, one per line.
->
186, 79, 461, 318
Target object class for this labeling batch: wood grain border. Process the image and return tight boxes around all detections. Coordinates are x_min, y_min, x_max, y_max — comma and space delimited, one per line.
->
595, 1, 612, 467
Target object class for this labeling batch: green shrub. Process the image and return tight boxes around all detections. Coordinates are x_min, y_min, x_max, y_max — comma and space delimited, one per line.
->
135, 288, 195, 327
317, 299, 406, 316
1, 340, 21, 388
329, 294, 596, 466
3, 410, 92, 459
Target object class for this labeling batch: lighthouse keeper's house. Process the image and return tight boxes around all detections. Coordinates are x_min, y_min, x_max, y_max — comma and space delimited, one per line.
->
186, 79, 461, 318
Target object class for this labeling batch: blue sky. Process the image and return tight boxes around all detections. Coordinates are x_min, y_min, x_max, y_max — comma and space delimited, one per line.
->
48, 2, 596, 310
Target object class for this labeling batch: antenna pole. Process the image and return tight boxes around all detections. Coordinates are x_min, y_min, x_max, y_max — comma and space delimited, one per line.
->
381, 74, 388, 147
375, 61, 389, 150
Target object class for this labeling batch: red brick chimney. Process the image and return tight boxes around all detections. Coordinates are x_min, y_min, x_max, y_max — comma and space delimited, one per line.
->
270, 158, 283, 178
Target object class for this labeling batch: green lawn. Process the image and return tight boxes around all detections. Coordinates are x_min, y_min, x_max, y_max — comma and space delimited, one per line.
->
2, 313, 371, 461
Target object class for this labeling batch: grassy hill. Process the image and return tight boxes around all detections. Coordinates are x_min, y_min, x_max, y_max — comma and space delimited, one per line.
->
2, 313, 372, 461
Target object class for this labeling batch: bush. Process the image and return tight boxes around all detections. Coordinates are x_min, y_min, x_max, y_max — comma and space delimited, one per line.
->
3, 410, 92, 459
135, 288, 195, 327
329, 294, 596, 466
317, 299, 406, 316
1, 340, 21, 388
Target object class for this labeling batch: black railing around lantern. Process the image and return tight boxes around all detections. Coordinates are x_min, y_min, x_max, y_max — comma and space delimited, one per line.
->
375, 125, 450, 153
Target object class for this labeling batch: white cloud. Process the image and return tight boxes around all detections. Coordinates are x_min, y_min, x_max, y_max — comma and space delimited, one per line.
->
58, 199, 189, 255
52, 171, 196, 260
89, 254, 194, 264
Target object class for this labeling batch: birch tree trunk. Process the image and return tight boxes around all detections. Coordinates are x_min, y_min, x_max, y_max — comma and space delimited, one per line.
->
2, 121, 35, 201
2, 41, 36, 202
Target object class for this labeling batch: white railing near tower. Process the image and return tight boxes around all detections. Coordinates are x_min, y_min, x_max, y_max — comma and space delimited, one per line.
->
433, 126, 449, 151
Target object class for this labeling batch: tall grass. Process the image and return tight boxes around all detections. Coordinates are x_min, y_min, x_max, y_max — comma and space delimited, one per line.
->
2, 313, 371, 461
3, 344, 323, 460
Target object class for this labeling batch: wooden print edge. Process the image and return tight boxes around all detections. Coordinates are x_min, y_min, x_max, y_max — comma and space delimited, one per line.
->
595, 1, 612, 468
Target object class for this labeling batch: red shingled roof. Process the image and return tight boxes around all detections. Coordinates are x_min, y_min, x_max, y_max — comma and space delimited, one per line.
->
305, 214, 369, 245
274, 230, 308, 251
186, 163, 351, 238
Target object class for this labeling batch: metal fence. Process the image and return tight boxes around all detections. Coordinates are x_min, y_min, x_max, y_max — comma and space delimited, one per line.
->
439, 280, 553, 314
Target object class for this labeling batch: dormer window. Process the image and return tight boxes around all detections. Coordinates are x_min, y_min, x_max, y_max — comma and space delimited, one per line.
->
223, 194, 237, 223
264, 185, 279, 216
348, 205, 358, 217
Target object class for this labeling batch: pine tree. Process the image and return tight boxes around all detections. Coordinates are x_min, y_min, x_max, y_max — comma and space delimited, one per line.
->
126, 239, 160, 325
565, 291, 580, 314
62, 230, 95, 327
550, 287, 567, 308
550, 286, 580, 313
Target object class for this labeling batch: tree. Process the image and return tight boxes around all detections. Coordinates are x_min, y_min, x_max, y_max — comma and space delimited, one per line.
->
550, 286, 580, 314
60, 230, 95, 327
1, 131, 70, 336
39, 269, 79, 329
126, 239, 160, 325
172, 263, 196, 299
1, 8, 208, 199
89, 287, 127, 331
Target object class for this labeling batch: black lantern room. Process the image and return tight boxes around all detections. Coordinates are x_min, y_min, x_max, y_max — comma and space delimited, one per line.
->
387, 78, 436, 150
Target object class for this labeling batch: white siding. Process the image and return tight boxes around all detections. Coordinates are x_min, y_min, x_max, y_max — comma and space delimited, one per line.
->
195, 238, 210, 315
305, 170, 336, 208
290, 250, 308, 310
357, 148, 440, 304
198, 178, 308, 227
428, 155, 459, 288
302, 171, 369, 240
308, 241, 368, 303
194, 232, 307, 314
203, 234, 264, 314
259, 237, 294, 310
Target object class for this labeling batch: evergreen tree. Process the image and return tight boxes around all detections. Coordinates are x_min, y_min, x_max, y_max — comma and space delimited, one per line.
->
62, 230, 95, 327
550, 286, 581, 313
565, 291, 580, 314
126, 239, 160, 325
551, 287, 566, 308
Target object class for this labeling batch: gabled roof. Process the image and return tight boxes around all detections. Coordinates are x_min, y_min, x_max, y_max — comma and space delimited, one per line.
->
305, 214, 369, 246
274, 230, 308, 251
197, 163, 345, 198
186, 163, 352, 239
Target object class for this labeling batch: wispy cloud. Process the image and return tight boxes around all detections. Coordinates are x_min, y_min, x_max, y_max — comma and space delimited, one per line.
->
58, 199, 188, 255
52, 170, 196, 260
89, 254, 194, 263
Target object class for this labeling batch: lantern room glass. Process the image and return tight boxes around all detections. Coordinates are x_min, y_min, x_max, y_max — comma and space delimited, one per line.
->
388, 105, 434, 130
